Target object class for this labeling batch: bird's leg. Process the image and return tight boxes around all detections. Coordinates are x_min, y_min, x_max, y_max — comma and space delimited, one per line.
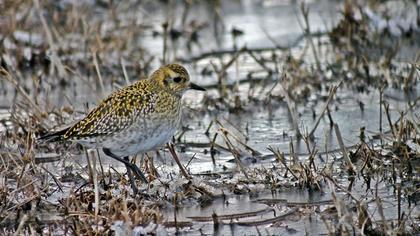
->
102, 148, 148, 184
124, 156, 139, 194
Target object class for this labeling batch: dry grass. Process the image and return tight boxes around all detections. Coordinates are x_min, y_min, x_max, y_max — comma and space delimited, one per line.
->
0, 0, 418, 234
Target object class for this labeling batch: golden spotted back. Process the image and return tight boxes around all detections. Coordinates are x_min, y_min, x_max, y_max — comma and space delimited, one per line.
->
63, 80, 159, 139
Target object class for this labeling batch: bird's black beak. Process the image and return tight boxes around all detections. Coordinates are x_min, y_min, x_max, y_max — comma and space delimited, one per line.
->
189, 82, 206, 91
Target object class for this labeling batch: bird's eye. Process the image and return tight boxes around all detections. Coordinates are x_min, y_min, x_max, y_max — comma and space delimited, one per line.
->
173, 76, 182, 83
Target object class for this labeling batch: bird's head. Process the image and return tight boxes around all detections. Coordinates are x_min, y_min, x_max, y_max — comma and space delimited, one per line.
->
151, 64, 205, 95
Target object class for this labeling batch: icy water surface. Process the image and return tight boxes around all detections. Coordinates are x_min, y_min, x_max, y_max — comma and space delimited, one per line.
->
0, 0, 419, 235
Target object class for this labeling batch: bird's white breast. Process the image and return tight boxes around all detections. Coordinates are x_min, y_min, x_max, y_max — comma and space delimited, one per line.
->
97, 117, 179, 157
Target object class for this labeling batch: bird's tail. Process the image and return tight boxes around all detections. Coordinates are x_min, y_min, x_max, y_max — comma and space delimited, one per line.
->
37, 127, 69, 143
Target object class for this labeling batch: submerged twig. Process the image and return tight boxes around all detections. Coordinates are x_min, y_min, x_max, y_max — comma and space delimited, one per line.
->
235, 208, 298, 226
187, 208, 272, 222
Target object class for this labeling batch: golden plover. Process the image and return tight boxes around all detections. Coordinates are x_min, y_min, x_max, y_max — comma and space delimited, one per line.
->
39, 64, 205, 193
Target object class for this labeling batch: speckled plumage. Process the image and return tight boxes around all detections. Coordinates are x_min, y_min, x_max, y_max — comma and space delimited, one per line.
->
40, 63, 205, 157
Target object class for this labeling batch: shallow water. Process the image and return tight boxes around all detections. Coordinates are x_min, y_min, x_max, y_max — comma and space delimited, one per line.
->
0, 0, 419, 235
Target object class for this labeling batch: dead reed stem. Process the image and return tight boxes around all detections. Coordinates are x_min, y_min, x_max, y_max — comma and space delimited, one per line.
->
0, 68, 43, 117
90, 150, 99, 223
280, 77, 302, 139
299, 3, 321, 71
12, 214, 28, 236
308, 81, 341, 138
121, 58, 130, 86
33, 0, 67, 78
93, 51, 105, 97
334, 123, 355, 173
167, 143, 191, 180
218, 129, 249, 179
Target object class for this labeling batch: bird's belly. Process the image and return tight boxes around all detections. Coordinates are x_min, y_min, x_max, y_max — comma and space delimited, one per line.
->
103, 120, 178, 157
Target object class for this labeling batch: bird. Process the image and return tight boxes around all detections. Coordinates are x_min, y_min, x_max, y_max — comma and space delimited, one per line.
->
39, 63, 206, 193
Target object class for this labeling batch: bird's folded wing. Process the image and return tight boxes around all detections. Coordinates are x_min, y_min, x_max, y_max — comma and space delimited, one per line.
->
63, 89, 153, 139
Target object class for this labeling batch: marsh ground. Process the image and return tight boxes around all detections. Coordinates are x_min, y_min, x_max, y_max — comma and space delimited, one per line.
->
0, 0, 419, 235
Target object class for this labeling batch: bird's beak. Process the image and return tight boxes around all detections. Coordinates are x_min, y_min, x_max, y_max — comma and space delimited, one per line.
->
189, 82, 206, 91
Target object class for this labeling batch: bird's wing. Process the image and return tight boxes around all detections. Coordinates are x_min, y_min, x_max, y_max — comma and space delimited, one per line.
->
38, 125, 71, 143
62, 87, 153, 140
